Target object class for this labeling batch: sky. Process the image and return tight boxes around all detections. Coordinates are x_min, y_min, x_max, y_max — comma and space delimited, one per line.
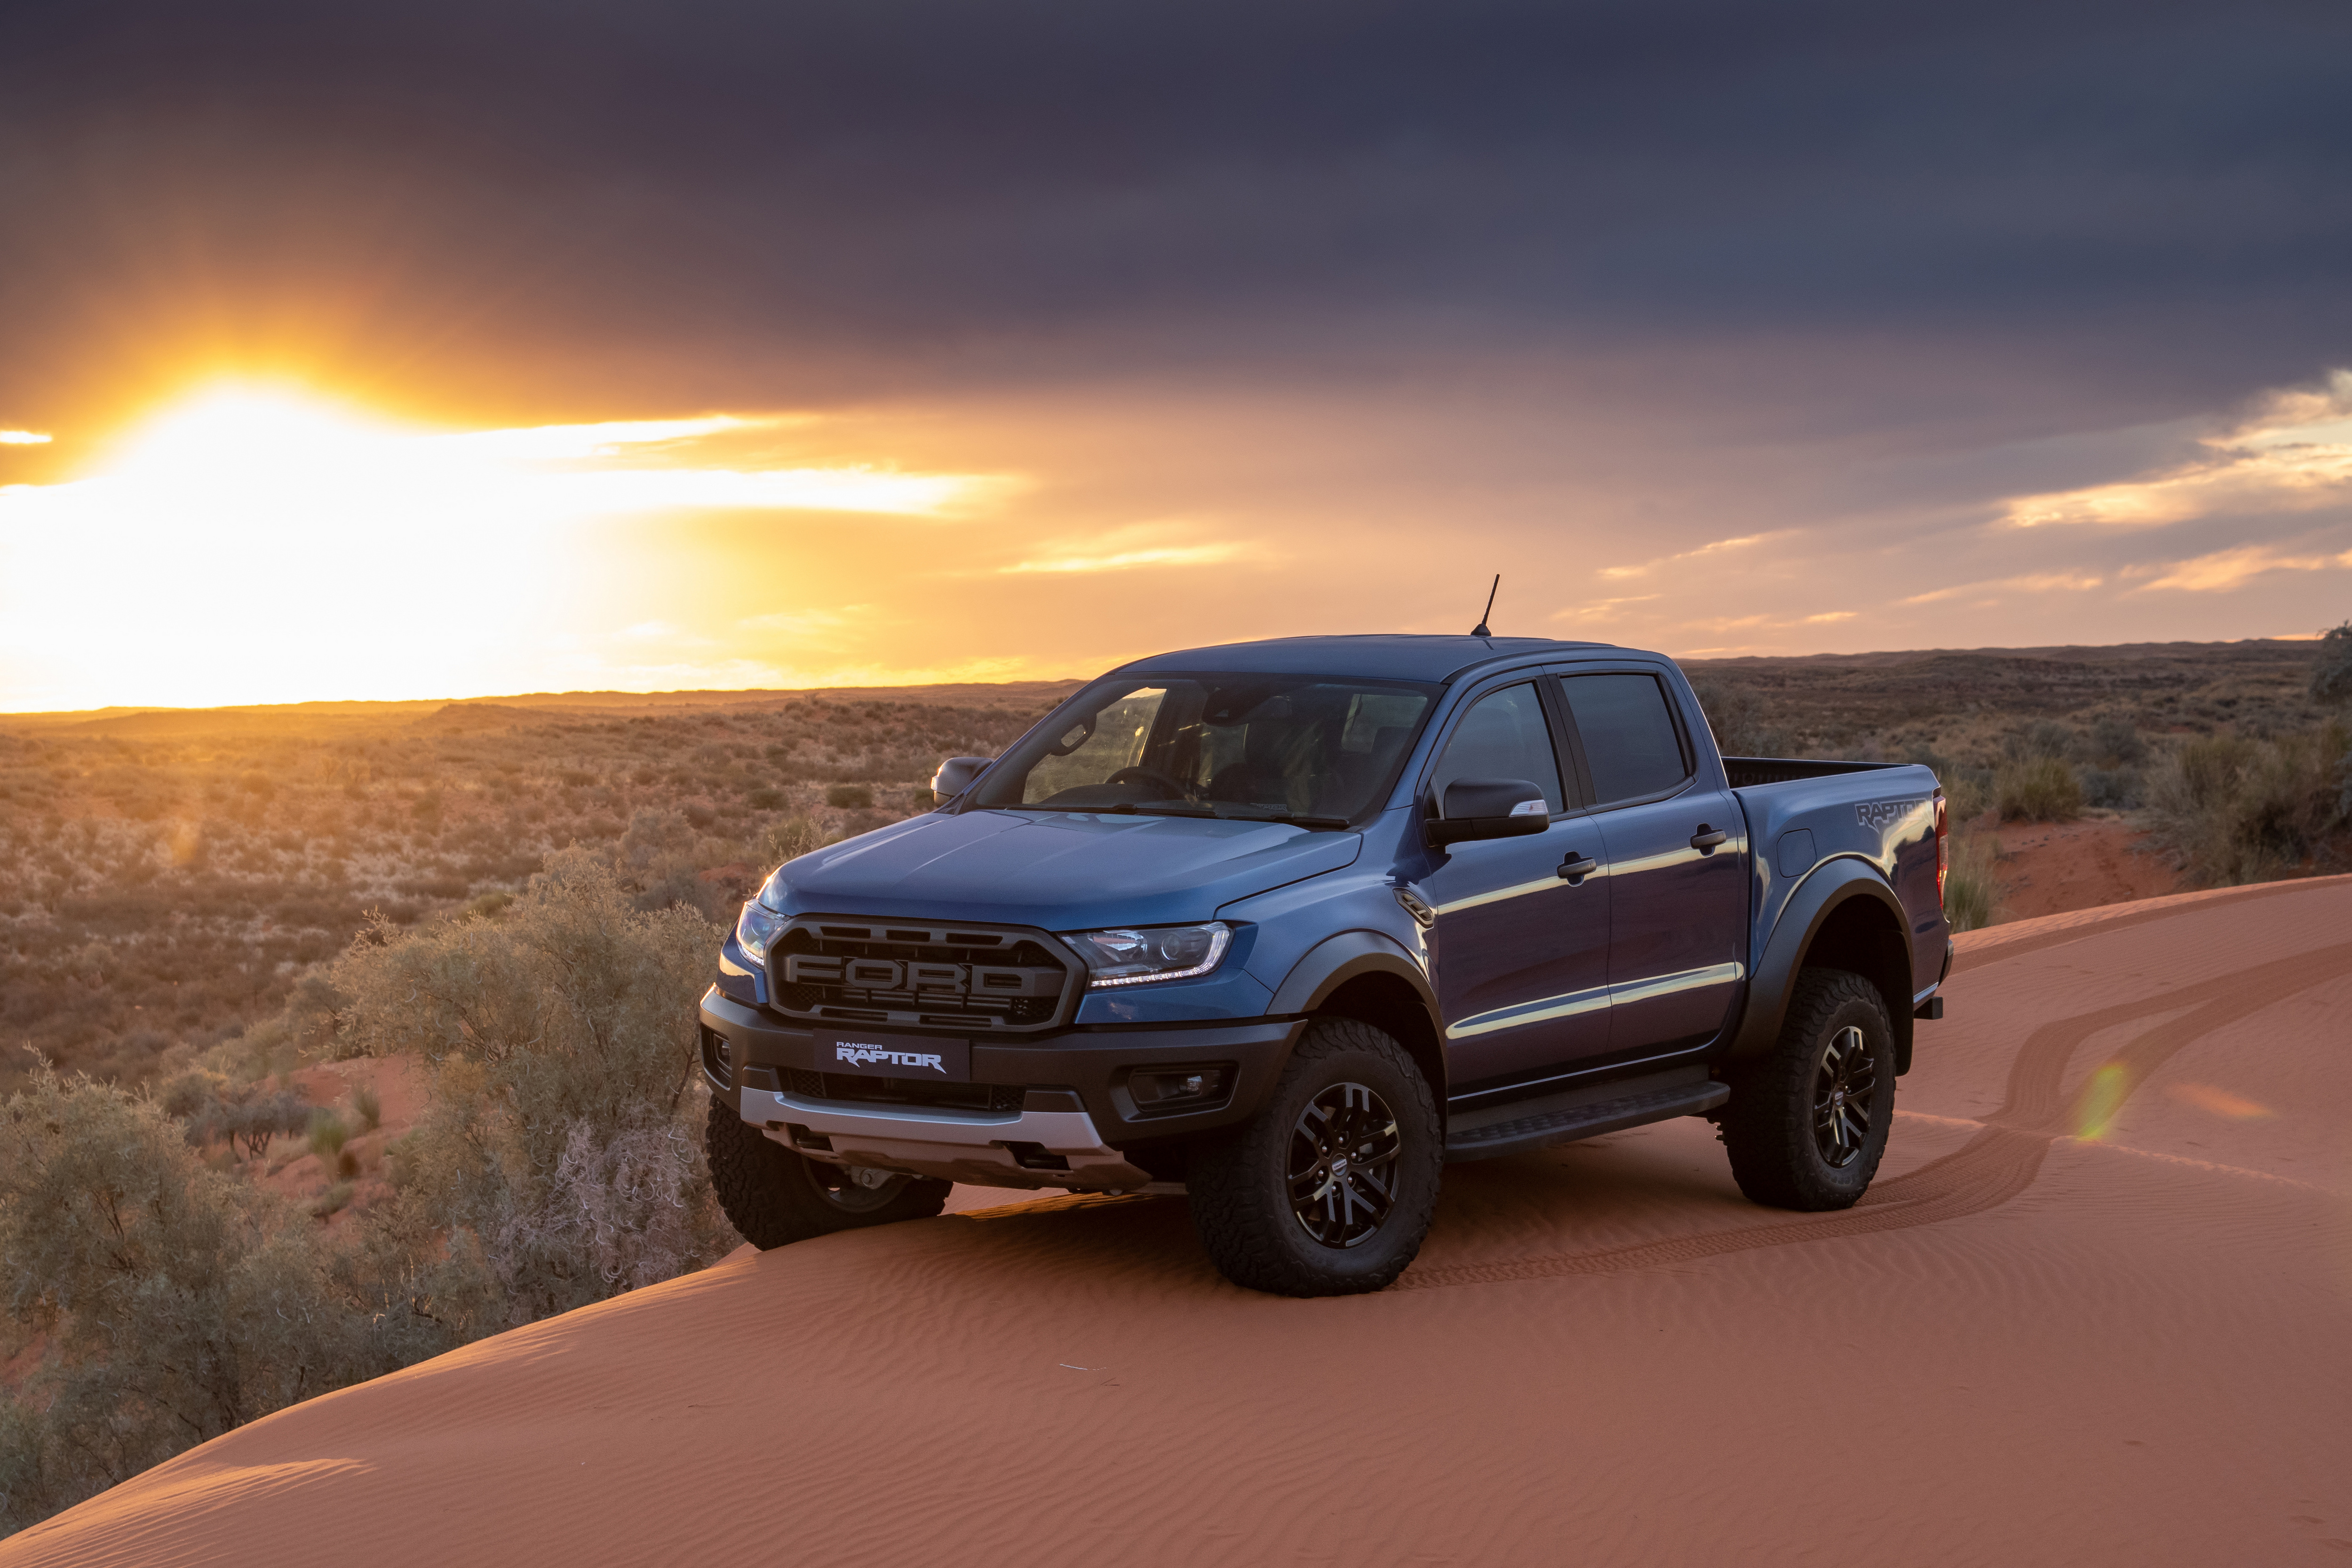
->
3, 0, 2351, 710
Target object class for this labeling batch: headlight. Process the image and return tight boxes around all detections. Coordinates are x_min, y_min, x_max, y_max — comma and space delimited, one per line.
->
1059, 923, 1232, 988
735, 900, 788, 963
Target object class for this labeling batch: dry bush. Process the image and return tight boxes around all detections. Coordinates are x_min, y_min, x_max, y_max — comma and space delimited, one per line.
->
324, 850, 734, 1329
2147, 724, 2351, 886
0, 1065, 447, 1534
180, 1083, 311, 1161
1941, 834, 2001, 932
1994, 757, 2082, 822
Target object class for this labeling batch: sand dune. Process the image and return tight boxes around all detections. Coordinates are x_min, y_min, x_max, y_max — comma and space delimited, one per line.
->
9, 879, 2350, 1566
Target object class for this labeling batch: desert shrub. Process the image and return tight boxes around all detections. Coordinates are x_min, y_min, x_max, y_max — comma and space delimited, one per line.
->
310, 1181, 356, 1218
1941, 772, 1993, 824
321, 850, 731, 1327
2004, 719, 2076, 764
1994, 757, 2081, 821
157, 1066, 230, 1119
746, 786, 787, 810
182, 1084, 312, 1161
1942, 834, 2000, 932
2077, 766, 2143, 810
2310, 619, 2352, 708
757, 814, 827, 867
0, 1066, 445, 1534
1687, 679, 1784, 756
825, 783, 874, 810
2082, 711, 2149, 768
308, 1109, 350, 1163
461, 889, 514, 921
2147, 724, 2351, 885
350, 1082, 382, 1130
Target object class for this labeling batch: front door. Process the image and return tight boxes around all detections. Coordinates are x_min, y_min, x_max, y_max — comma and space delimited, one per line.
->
1557, 670, 1749, 1053
1417, 680, 1613, 1098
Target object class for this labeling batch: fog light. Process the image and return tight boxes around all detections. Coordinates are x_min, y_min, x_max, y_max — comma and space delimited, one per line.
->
1127, 1063, 1232, 1110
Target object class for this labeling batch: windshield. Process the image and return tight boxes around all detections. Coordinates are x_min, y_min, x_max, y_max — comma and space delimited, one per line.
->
971, 673, 1439, 824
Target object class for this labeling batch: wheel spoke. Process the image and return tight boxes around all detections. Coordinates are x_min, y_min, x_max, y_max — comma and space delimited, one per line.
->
1807, 1025, 1883, 1169
1288, 1080, 1403, 1250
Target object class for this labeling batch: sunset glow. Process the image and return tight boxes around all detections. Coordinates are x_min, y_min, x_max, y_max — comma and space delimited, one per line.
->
0, 386, 1009, 711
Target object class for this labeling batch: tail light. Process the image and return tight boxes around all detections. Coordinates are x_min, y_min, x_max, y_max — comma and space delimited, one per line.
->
1934, 790, 1949, 903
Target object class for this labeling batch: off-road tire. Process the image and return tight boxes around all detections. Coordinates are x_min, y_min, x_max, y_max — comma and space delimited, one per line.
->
1189, 1017, 1443, 1297
705, 1096, 950, 1249
1720, 966, 1895, 1211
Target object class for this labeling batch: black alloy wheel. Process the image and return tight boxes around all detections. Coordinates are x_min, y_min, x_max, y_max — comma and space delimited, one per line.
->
1813, 1024, 1878, 1169
1717, 966, 1895, 1212
1288, 1082, 1403, 1248
1188, 1016, 1443, 1297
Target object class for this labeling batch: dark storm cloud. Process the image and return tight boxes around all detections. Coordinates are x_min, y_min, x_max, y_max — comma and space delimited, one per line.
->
4, 0, 2351, 426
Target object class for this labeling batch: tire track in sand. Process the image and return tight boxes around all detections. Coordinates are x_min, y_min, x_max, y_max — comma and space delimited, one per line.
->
1394, 939, 2352, 1291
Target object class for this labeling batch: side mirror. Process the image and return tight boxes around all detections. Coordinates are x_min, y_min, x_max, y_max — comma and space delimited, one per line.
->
931, 755, 993, 804
1426, 778, 1550, 847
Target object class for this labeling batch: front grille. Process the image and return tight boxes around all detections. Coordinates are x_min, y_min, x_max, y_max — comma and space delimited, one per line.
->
785, 1068, 1026, 1115
768, 918, 1075, 1033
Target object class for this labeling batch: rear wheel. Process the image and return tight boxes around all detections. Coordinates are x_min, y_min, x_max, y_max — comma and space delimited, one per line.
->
705, 1095, 951, 1249
1189, 1017, 1442, 1297
1719, 967, 1894, 1210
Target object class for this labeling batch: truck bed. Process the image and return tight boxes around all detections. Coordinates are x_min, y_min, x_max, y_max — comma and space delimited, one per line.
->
1721, 756, 1907, 789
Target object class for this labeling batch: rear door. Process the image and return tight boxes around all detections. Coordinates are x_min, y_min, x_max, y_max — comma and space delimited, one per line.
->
1415, 679, 1614, 1098
1553, 669, 1748, 1056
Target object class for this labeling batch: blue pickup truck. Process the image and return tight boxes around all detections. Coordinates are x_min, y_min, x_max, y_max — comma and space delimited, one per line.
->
698, 635, 1952, 1296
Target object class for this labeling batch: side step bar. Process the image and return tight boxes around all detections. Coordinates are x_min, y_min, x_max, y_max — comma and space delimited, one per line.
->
1444, 1080, 1730, 1163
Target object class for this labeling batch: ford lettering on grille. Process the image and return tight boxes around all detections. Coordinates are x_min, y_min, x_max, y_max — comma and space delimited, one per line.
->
782, 955, 1060, 998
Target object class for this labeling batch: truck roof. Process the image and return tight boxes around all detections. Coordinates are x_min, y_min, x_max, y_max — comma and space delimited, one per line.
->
1115, 634, 1614, 685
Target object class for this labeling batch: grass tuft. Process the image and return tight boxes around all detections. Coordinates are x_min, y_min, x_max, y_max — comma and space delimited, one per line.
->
1942, 835, 2001, 932
1994, 757, 2082, 822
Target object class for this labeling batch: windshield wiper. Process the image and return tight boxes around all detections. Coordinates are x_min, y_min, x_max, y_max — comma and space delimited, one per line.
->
1011, 802, 1351, 829
1216, 808, 1353, 830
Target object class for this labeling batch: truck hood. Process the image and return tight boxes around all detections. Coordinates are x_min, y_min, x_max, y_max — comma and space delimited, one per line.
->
768, 808, 1362, 929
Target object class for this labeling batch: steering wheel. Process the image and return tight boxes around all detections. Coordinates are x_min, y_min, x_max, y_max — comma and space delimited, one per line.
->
1108, 765, 1195, 800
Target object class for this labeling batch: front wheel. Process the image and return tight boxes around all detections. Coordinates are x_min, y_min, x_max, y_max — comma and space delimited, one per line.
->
705, 1095, 950, 1249
1188, 1018, 1443, 1297
1719, 967, 1895, 1211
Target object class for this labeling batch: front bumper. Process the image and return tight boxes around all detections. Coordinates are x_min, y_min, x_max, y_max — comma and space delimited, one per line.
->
735, 1082, 1157, 1191
698, 988, 1305, 1190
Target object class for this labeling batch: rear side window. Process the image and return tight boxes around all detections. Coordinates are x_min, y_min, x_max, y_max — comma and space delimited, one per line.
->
1428, 682, 1565, 813
1559, 673, 1690, 805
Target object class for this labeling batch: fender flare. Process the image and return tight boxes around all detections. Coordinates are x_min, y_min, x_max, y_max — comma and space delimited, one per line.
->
1267, 929, 1437, 1019
1266, 930, 1445, 1092
1726, 858, 1912, 1065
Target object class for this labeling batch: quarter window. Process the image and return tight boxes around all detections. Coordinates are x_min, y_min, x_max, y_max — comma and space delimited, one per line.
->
1558, 673, 1690, 804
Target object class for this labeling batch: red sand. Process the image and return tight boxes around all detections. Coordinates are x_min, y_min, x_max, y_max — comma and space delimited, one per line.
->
9, 878, 2351, 1565
1989, 817, 2178, 922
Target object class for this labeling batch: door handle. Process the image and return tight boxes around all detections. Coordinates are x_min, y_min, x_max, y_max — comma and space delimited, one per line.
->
1690, 825, 1729, 852
1557, 854, 1599, 884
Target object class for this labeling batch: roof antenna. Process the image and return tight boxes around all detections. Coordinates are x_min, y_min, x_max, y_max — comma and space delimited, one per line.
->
1470, 574, 1500, 638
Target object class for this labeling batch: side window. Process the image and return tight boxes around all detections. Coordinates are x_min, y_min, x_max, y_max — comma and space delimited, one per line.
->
1559, 673, 1690, 805
1428, 683, 1565, 813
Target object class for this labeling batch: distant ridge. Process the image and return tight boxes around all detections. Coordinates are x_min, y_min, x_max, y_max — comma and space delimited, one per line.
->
0, 637, 2320, 733
0, 680, 1090, 733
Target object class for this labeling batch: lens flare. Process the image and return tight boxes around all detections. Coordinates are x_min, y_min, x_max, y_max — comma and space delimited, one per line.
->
2167, 1082, 2275, 1121
2073, 1061, 2130, 1141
